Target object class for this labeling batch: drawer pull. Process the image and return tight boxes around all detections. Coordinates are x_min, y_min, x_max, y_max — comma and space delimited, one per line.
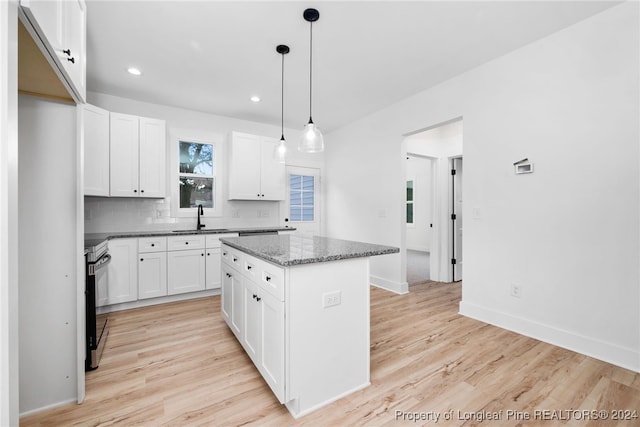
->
256, 296, 261, 302
151, 243, 155, 247
201, 253, 204, 257
223, 251, 227, 256
265, 276, 272, 282
233, 257, 238, 262
140, 258, 144, 262
247, 265, 253, 270
185, 242, 189, 245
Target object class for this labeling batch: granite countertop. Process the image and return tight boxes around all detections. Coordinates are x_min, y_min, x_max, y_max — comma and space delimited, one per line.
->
84, 227, 295, 250
220, 235, 399, 267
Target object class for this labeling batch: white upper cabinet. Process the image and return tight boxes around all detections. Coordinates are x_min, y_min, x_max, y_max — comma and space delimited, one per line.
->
83, 104, 110, 196
228, 132, 285, 201
110, 113, 166, 198
138, 117, 166, 198
110, 113, 139, 197
19, 0, 86, 103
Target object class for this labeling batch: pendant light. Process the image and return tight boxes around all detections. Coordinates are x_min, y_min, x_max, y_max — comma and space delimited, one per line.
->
298, 8, 324, 153
274, 44, 290, 164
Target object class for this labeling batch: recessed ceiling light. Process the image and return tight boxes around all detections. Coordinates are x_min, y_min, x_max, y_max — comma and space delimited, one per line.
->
127, 67, 142, 76
250, 95, 261, 103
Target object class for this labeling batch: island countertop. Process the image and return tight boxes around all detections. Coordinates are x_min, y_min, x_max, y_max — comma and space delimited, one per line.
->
220, 234, 399, 267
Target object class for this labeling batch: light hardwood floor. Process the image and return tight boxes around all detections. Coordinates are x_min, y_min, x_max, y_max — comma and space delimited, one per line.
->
22, 282, 640, 426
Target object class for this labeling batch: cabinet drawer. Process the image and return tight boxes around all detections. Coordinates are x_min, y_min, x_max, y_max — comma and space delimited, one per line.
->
222, 245, 244, 270
139, 236, 167, 253
206, 233, 238, 248
167, 235, 205, 251
256, 259, 284, 301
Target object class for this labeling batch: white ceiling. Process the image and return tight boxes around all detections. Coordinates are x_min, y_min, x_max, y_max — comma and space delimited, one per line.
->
86, 1, 618, 133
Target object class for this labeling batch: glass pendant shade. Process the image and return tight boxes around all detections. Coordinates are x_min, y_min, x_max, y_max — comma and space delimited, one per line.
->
274, 136, 287, 164
299, 119, 324, 153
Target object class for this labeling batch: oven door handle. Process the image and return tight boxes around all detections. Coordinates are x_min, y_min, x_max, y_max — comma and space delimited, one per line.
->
94, 254, 112, 271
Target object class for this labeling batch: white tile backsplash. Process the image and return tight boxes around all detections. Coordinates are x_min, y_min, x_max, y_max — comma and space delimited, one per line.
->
84, 196, 282, 233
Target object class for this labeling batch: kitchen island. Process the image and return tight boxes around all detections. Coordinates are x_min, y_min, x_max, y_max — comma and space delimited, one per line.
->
219, 235, 398, 418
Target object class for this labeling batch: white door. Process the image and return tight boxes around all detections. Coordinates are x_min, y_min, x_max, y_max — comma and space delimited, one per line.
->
452, 157, 463, 281
285, 166, 321, 236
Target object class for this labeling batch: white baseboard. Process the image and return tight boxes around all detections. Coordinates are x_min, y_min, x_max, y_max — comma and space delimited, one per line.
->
459, 301, 640, 373
97, 289, 220, 314
370, 275, 408, 294
20, 397, 77, 418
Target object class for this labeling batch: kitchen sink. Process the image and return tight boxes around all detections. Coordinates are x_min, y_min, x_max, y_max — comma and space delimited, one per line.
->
171, 228, 231, 233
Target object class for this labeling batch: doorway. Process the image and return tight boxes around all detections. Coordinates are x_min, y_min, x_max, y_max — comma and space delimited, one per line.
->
403, 118, 463, 284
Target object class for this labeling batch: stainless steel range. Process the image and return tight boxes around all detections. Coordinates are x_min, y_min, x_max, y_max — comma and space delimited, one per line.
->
85, 239, 110, 370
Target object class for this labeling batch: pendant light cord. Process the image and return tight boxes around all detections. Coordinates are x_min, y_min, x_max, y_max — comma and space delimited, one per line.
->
281, 51, 285, 139
309, 20, 313, 122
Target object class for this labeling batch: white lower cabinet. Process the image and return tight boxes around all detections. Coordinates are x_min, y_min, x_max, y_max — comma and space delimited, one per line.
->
138, 252, 167, 299
167, 249, 206, 295
243, 278, 285, 401
222, 244, 285, 403
106, 238, 138, 305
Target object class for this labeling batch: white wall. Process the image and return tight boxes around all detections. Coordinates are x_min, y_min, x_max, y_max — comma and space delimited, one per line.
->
325, 3, 639, 371
18, 96, 79, 413
405, 156, 432, 252
85, 91, 324, 233
0, 1, 19, 424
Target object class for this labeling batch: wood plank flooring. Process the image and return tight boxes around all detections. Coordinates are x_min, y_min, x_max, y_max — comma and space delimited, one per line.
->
22, 281, 640, 426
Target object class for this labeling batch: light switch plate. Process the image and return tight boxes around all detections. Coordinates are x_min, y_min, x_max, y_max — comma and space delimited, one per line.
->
323, 291, 341, 308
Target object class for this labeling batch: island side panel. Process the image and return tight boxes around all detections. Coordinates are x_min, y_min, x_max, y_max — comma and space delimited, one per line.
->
285, 257, 371, 418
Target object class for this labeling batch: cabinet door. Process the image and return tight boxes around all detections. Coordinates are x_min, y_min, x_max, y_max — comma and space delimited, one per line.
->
260, 291, 285, 403
243, 279, 261, 361
138, 252, 167, 300
138, 117, 166, 198
110, 112, 140, 197
230, 267, 244, 340
228, 132, 261, 200
205, 247, 221, 290
221, 264, 234, 325
167, 249, 206, 295
259, 137, 286, 201
60, 0, 85, 101
20, 0, 64, 52
107, 238, 138, 304
83, 104, 109, 196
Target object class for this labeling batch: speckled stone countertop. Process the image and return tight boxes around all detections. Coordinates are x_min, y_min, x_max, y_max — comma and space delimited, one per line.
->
85, 227, 295, 251
220, 235, 399, 267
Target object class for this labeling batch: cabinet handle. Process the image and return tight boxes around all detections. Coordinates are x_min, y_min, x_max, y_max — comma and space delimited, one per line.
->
207, 252, 210, 256
201, 253, 204, 257
141, 189, 145, 193
223, 252, 227, 256
256, 296, 261, 302
226, 273, 231, 278
185, 242, 189, 245
261, 194, 265, 197
63, 49, 71, 56
151, 243, 155, 247
133, 189, 137, 193
233, 257, 238, 262
265, 276, 271, 282
252, 294, 256, 299
247, 265, 253, 270
67, 57, 75, 64
140, 258, 144, 262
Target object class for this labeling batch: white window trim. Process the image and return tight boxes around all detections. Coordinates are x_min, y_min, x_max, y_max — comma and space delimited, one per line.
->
170, 129, 224, 218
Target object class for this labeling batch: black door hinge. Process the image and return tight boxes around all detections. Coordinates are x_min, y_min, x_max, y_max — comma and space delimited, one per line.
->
451, 214, 456, 220
451, 258, 457, 265
451, 169, 457, 176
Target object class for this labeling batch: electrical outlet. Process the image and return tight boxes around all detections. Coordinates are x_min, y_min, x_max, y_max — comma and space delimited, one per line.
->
510, 284, 522, 298
232, 209, 240, 218
323, 291, 341, 308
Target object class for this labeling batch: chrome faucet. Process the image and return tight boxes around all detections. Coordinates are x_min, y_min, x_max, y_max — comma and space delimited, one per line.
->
197, 204, 205, 231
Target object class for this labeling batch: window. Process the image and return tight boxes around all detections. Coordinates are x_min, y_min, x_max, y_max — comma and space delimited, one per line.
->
179, 141, 214, 208
406, 180, 414, 224
171, 133, 222, 217
290, 174, 314, 222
